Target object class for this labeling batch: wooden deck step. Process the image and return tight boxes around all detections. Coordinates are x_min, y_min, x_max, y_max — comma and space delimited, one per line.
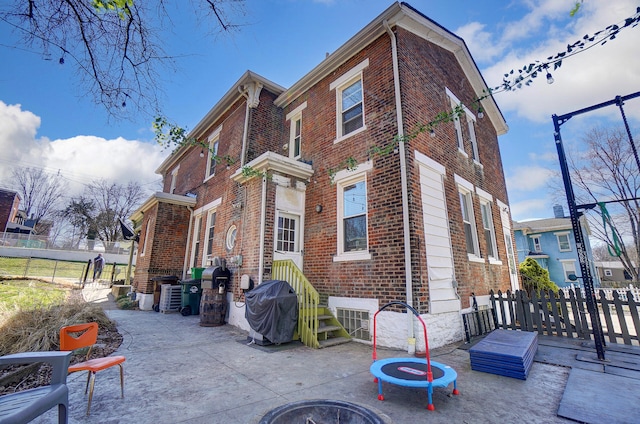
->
318, 337, 352, 349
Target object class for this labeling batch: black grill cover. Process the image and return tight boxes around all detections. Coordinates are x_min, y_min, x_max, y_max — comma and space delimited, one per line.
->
245, 280, 298, 344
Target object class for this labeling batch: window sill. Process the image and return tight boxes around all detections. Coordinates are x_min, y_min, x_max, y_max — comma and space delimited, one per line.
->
333, 251, 372, 262
458, 148, 468, 158
489, 258, 503, 266
334, 125, 367, 144
203, 173, 216, 184
467, 254, 484, 263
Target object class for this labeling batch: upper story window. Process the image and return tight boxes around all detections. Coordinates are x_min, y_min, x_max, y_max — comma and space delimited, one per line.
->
170, 165, 179, 194
286, 101, 307, 159
205, 125, 222, 181
447, 88, 465, 153
531, 235, 542, 252
604, 269, 613, 277
334, 161, 372, 262
556, 232, 571, 252
330, 59, 369, 142
455, 175, 480, 260
467, 113, 480, 163
191, 215, 202, 268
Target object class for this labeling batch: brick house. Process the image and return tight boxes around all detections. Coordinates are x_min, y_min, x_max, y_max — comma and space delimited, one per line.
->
130, 2, 519, 350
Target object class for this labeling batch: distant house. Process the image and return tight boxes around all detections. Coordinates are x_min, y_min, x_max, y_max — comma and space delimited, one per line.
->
130, 2, 518, 350
513, 205, 599, 288
0, 188, 34, 235
595, 261, 632, 284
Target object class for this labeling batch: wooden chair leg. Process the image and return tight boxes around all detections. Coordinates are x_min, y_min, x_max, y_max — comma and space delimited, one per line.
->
86, 372, 97, 416
119, 364, 125, 398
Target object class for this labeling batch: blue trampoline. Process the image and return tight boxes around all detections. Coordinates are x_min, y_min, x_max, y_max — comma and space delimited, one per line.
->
370, 301, 459, 411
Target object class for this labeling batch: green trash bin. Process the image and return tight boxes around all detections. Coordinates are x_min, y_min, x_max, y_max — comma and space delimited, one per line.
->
180, 279, 203, 316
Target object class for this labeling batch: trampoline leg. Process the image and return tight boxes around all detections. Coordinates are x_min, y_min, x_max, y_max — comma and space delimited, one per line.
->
377, 379, 384, 401
452, 379, 460, 395
427, 384, 435, 411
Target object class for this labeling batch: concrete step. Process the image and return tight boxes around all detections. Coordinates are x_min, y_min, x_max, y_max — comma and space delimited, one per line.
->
317, 325, 342, 334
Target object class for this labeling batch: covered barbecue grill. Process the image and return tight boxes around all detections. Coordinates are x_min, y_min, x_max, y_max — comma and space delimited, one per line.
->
245, 280, 298, 345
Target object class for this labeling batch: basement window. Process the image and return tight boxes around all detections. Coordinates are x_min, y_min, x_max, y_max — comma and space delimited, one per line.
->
336, 308, 370, 341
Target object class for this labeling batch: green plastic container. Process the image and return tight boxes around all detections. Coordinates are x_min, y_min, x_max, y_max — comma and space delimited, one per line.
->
191, 267, 205, 279
180, 280, 203, 316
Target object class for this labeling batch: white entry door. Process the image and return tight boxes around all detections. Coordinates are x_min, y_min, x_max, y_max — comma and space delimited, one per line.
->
273, 183, 306, 271
274, 212, 303, 269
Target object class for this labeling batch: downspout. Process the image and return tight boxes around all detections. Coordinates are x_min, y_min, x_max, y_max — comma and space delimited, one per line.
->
182, 206, 195, 280
258, 174, 267, 285
384, 20, 415, 354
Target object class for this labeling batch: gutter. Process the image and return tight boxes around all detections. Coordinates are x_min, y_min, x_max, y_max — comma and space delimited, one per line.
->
384, 20, 415, 354
182, 206, 195, 280
258, 174, 267, 285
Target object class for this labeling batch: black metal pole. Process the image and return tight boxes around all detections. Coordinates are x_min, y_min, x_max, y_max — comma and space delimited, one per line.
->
553, 114, 606, 360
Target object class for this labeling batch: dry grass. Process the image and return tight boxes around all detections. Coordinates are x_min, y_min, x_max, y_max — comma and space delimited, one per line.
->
0, 293, 116, 356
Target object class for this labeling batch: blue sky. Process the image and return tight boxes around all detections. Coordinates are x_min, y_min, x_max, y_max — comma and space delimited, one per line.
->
1, 0, 638, 221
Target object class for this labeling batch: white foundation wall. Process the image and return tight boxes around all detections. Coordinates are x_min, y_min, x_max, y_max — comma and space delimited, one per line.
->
327, 296, 464, 351
228, 298, 252, 332
375, 310, 464, 351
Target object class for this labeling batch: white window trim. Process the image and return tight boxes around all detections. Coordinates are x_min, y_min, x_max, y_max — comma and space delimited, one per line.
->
333, 161, 372, 262
554, 231, 572, 252
561, 259, 577, 282
204, 125, 222, 182
331, 59, 369, 143
286, 102, 307, 160
455, 174, 481, 261
170, 165, 180, 194
604, 269, 613, 277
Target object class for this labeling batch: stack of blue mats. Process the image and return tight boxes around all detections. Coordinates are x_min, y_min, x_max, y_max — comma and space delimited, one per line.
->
469, 329, 537, 380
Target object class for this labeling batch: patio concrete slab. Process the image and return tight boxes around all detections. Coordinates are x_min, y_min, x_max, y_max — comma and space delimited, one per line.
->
25, 286, 639, 423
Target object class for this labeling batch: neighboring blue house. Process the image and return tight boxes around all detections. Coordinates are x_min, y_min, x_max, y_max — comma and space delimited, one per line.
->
513, 205, 600, 289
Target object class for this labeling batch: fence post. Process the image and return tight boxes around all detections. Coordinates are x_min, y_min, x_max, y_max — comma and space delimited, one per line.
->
82, 259, 91, 288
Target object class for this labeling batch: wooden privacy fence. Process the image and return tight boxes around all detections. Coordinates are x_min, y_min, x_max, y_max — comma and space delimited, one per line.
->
477, 289, 640, 346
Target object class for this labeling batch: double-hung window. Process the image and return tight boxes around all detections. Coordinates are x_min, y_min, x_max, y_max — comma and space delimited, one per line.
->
334, 161, 372, 261
205, 126, 222, 180
467, 113, 480, 163
477, 188, 498, 262
206, 211, 216, 259
170, 165, 179, 194
561, 260, 577, 282
286, 101, 307, 159
556, 232, 571, 252
456, 175, 480, 260
531, 235, 542, 252
447, 88, 465, 153
330, 59, 369, 142
190, 215, 202, 268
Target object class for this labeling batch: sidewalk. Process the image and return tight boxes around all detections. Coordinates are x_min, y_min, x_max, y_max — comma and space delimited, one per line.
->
32, 286, 640, 423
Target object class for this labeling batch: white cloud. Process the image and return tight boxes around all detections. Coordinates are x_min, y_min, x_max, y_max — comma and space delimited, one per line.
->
0, 101, 166, 196
506, 165, 555, 192
510, 198, 553, 222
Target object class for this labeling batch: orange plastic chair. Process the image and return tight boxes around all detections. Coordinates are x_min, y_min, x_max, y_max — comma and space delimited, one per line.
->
59, 322, 125, 415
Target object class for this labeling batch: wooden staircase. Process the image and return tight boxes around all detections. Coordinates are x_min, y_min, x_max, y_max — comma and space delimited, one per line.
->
273, 260, 351, 348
